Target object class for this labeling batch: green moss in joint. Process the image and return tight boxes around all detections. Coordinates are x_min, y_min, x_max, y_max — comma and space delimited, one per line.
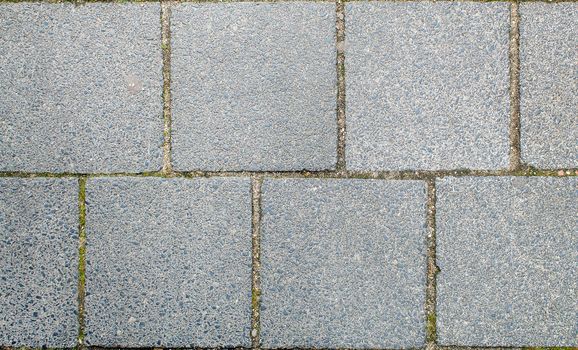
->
426, 312, 436, 342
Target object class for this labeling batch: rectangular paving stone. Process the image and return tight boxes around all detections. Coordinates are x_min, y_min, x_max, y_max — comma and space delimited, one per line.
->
0, 178, 78, 347
0, 3, 163, 173
345, 2, 510, 171
260, 179, 427, 348
171, 3, 337, 171
519, 3, 577, 168
84, 177, 252, 347
437, 177, 577, 346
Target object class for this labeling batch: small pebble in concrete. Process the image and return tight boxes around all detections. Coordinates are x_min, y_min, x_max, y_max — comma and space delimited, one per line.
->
84, 177, 252, 347
0, 3, 163, 173
260, 179, 427, 348
345, 2, 510, 171
171, 3, 337, 171
437, 177, 577, 346
0, 178, 78, 347
519, 3, 578, 168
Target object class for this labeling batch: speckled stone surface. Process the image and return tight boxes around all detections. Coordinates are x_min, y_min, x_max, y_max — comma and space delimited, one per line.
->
260, 179, 427, 348
437, 177, 578, 346
0, 3, 163, 173
519, 3, 578, 168
84, 177, 252, 347
171, 3, 337, 171
0, 178, 78, 347
345, 2, 510, 171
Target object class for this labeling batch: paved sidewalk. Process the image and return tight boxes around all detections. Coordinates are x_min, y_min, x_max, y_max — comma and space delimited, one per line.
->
0, 1, 576, 349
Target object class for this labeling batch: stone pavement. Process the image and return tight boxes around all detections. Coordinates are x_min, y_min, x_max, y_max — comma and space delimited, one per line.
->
0, 1, 576, 349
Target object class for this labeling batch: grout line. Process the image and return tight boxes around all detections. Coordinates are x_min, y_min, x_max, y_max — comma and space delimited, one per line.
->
335, 0, 346, 173
508, 1, 522, 171
0, 168, 576, 180
77, 177, 88, 349
161, 1, 174, 176
425, 179, 438, 350
2, 346, 575, 350
250, 177, 264, 349
0, 0, 576, 4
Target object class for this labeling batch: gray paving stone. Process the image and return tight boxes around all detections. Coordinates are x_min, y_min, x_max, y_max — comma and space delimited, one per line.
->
437, 177, 577, 346
84, 177, 252, 347
0, 178, 78, 347
171, 3, 337, 171
260, 179, 427, 348
345, 2, 510, 171
519, 3, 578, 168
0, 3, 163, 173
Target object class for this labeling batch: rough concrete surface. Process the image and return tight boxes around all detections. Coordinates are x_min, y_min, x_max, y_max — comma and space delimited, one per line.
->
519, 3, 578, 169
84, 177, 252, 347
0, 3, 163, 173
345, 2, 510, 171
0, 178, 78, 347
437, 177, 577, 346
171, 3, 337, 171
0, 0, 575, 348
260, 179, 427, 348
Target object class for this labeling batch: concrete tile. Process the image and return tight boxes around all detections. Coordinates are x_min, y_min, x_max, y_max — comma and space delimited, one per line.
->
260, 179, 427, 348
345, 2, 510, 171
520, 3, 578, 168
437, 176, 577, 346
171, 3, 337, 171
0, 178, 78, 347
0, 3, 163, 173
84, 177, 252, 347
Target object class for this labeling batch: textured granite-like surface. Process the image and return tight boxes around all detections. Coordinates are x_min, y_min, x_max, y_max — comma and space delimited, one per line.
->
84, 177, 252, 347
0, 178, 79, 347
260, 179, 427, 348
437, 177, 577, 346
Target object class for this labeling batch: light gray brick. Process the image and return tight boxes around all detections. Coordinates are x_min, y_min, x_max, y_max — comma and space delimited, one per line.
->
437, 177, 577, 346
520, 3, 578, 168
0, 3, 163, 173
171, 3, 337, 171
260, 179, 427, 348
84, 177, 251, 347
0, 178, 78, 347
345, 2, 510, 171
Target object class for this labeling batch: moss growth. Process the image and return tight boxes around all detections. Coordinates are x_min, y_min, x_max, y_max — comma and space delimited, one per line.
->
426, 312, 436, 342
251, 288, 260, 314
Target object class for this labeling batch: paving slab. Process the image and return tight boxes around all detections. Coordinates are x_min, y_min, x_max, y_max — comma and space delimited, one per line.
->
437, 177, 578, 346
0, 3, 163, 173
84, 177, 252, 347
260, 179, 427, 348
171, 3, 337, 171
519, 3, 578, 168
345, 2, 510, 171
0, 178, 78, 347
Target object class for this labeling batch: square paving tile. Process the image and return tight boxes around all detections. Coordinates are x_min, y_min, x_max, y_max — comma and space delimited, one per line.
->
0, 178, 78, 347
437, 177, 577, 346
260, 179, 427, 348
345, 2, 510, 171
0, 3, 163, 173
84, 177, 252, 347
171, 3, 337, 171
519, 3, 578, 168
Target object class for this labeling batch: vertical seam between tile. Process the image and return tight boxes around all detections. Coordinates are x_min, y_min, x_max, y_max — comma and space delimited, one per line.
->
426, 179, 438, 349
509, 1, 522, 171
251, 177, 264, 349
161, 1, 174, 175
